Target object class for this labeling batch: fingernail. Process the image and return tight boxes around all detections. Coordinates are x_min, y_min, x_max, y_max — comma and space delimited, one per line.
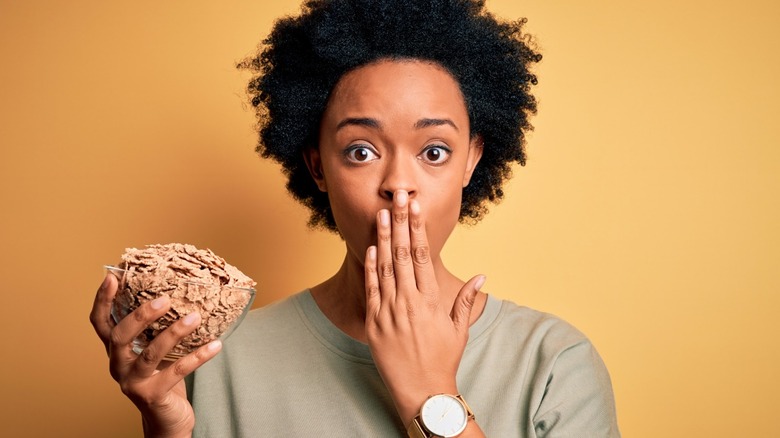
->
395, 190, 408, 207
410, 199, 420, 215
150, 295, 168, 310
367, 245, 376, 260
183, 312, 200, 325
474, 275, 486, 291
379, 209, 390, 226
207, 340, 222, 352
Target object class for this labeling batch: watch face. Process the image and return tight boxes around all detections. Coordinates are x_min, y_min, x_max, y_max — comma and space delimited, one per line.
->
420, 394, 468, 437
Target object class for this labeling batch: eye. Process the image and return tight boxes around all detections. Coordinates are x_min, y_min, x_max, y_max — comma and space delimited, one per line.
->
344, 145, 379, 163
419, 145, 452, 165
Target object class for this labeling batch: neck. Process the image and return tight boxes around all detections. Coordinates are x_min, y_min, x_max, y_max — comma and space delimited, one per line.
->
309, 245, 481, 343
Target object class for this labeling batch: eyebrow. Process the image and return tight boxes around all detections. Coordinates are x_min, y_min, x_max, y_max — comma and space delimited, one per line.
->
414, 118, 459, 132
336, 117, 459, 132
336, 117, 381, 131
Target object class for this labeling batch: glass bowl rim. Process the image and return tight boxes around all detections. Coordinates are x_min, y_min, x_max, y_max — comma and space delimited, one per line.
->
104, 265, 257, 293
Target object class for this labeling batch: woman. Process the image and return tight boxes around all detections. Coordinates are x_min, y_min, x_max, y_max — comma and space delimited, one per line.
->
90, 0, 620, 436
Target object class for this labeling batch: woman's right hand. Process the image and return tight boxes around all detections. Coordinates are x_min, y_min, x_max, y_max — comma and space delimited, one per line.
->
90, 273, 222, 438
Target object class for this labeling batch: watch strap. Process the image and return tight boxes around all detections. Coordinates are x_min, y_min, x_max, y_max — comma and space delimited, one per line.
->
457, 394, 476, 421
407, 417, 432, 438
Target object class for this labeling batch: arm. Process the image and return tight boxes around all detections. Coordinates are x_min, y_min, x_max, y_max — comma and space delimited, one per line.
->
363, 190, 487, 437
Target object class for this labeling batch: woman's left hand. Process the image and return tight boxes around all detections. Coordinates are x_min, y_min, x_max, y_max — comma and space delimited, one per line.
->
364, 189, 485, 426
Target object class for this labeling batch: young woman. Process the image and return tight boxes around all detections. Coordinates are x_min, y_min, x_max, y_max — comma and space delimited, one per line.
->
90, 1, 620, 436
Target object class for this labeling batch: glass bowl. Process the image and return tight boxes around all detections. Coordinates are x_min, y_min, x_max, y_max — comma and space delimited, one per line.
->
106, 265, 255, 361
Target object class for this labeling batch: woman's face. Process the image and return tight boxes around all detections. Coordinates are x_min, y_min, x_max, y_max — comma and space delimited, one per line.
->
306, 59, 482, 264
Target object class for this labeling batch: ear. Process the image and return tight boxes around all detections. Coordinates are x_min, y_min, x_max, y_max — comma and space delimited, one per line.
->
303, 147, 327, 192
463, 135, 484, 187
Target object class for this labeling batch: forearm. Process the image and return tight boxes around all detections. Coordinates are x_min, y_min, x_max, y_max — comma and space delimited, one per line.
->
459, 421, 486, 438
142, 414, 193, 438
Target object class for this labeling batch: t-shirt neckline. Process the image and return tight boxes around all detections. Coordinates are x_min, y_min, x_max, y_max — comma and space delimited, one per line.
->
294, 289, 502, 363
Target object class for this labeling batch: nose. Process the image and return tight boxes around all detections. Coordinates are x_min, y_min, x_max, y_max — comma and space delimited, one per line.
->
378, 156, 417, 201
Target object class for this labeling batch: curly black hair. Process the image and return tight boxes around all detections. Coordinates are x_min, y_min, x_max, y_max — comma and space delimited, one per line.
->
239, 0, 541, 232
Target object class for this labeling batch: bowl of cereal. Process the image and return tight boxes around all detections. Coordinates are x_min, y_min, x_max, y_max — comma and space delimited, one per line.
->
107, 243, 256, 361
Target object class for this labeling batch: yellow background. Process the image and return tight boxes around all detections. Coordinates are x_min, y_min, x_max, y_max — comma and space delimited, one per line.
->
1, 0, 778, 436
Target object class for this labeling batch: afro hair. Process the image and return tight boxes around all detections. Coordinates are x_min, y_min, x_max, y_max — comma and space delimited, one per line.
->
239, 0, 541, 231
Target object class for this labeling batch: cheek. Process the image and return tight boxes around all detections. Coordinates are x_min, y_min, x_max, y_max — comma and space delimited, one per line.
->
326, 177, 380, 249
323, 162, 377, 216
329, 187, 374, 226
419, 180, 464, 252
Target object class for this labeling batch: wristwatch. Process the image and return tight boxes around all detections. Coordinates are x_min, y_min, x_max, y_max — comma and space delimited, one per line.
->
406, 394, 475, 438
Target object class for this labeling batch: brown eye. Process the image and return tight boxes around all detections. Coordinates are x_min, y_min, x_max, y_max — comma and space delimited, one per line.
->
419, 145, 451, 165
355, 149, 369, 161
345, 145, 379, 163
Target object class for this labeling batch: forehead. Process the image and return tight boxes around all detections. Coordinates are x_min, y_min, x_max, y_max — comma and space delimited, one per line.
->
322, 59, 469, 127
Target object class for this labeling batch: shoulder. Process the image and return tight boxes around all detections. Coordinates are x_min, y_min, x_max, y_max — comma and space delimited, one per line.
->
490, 298, 621, 436
487, 298, 611, 382
234, 291, 306, 333
186, 291, 310, 385
467, 296, 611, 395
195, 291, 311, 365
478, 297, 590, 357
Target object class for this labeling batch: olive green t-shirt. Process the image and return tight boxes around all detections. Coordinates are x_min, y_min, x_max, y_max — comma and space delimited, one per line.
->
186, 291, 620, 437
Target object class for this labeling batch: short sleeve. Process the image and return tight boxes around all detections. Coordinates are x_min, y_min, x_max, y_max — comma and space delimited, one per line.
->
532, 340, 621, 437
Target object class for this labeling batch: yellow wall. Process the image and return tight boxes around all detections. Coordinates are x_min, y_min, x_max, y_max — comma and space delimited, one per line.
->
1, 1, 778, 436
